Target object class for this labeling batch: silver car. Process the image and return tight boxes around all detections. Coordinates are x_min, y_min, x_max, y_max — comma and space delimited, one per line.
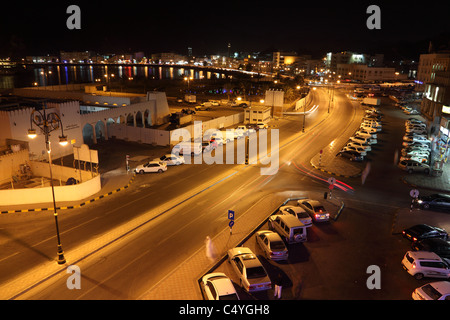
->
255, 230, 288, 261
200, 272, 239, 300
297, 199, 330, 222
227, 247, 272, 292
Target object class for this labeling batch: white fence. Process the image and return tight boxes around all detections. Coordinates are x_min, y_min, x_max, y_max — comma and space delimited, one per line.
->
107, 112, 244, 146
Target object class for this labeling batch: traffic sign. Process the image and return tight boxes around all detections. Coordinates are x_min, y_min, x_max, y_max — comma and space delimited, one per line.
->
229, 220, 234, 228
228, 210, 235, 220
410, 189, 419, 198
328, 177, 336, 185
329, 184, 334, 190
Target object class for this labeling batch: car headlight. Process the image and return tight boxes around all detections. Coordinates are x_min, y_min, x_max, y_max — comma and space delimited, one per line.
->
417, 200, 423, 203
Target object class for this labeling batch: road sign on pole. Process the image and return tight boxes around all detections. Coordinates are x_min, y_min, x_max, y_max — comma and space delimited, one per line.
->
228, 210, 235, 220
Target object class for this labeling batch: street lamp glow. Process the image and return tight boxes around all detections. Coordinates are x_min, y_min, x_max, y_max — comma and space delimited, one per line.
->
59, 135, 68, 146
27, 129, 37, 139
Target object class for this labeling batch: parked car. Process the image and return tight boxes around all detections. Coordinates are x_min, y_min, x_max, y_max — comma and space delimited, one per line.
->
353, 132, 377, 144
346, 141, 371, 152
337, 150, 364, 162
134, 161, 167, 174
350, 135, 375, 146
398, 159, 430, 174
412, 238, 450, 259
297, 199, 330, 222
413, 193, 450, 212
357, 127, 377, 136
412, 281, 450, 300
227, 247, 272, 292
268, 214, 307, 244
399, 155, 428, 164
402, 224, 449, 242
153, 154, 185, 166
342, 145, 367, 156
279, 205, 312, 227
200, 273, 239, 300
402, 140, 431, 149
406, 127, 427, 135
402, 134, 429, 143
256, 122, 268, 129
255, 230, 289, 261
401, 251, 450, 280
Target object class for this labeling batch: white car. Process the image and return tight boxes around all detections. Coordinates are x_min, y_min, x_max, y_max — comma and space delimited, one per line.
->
153, 154, 185, 166
399, 155, 428, 164
356, 129, 377, 139
402, 251, 450, 280
135, 161, 167, 174
346, 141, 371, 152
406, 127, 427, 135
200, 272, 239, 300
297, 199, 330, 222
360, 123, 381, 132
401, 150, 430, 159
412, 281, 450, 300
279, 205, 312, 227
227, 247, 271, 292
402, 140, 430, 148
343, 145, 367, 156
255, 230, 289, 261
403, 135, 429, 143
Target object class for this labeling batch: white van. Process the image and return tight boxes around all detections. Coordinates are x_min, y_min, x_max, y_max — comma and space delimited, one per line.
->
172, 141, 202, 156
268, 214, 307, 244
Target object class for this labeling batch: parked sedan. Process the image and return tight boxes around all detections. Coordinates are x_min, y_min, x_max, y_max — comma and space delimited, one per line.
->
413, 193, 450, 212
398, 159, 430, 174
279, 205, 313, 227
402, 224, 449, 242
227, 247, 272, 292
255, 230, 289, 261
200, 273, 239, 300
412, 281, 450, 300
399, 155, 428, 164
153, 154, 185, 166
411, 238, 450, 259
297, 199, 330, 222
342, 145, 367, 156
134, 161, 167, 174
337, 150, 364, 162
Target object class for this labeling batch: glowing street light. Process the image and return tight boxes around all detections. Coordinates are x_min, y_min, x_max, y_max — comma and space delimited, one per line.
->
28, 105, 68, 265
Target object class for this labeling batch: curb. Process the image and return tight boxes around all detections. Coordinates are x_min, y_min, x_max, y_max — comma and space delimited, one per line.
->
0, 173, 136, 214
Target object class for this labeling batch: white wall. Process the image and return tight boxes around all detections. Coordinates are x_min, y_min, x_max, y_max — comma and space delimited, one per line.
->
0, 175, 101, 205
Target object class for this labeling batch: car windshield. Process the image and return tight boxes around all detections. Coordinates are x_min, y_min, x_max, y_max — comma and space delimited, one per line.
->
270, 241, 286, 251
246, 266, 267, 279
420, 284, 442, 300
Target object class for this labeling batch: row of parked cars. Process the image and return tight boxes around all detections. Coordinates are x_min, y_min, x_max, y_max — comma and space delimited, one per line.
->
397, 118, 432, 174
337, 107, 381, 161
199, 198, 330, 300
401, 223, 450, 300
395, 101, 421, 115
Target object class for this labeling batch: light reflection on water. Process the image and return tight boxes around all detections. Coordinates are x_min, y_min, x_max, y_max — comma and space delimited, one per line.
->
0, 64, 228, 89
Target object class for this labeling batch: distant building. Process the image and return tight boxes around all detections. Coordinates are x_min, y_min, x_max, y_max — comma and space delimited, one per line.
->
416, 52, 450, 92
60, 51, 91, 63
326, 51, 385, 73
151, 53, 187, 64
336, 64, 402, 82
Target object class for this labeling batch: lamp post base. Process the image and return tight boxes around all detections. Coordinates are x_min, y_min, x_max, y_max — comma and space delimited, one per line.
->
57, 245, 66, 265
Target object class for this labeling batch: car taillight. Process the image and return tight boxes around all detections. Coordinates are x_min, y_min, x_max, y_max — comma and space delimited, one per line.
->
413, 237, 417, 242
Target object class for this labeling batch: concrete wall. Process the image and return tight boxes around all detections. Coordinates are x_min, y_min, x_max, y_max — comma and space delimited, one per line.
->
0, 175, 101, 205
0, 160, 100, 206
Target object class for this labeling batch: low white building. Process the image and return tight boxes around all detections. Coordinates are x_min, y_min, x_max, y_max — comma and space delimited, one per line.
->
244, 106, 271, 124
0, 90, 171, 160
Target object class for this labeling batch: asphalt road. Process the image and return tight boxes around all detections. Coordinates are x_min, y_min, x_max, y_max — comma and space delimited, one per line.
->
1, 88, 446, 300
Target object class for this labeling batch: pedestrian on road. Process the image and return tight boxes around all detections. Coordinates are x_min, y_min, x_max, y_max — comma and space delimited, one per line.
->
205, 236, 216, 262
273, 271, 283, 299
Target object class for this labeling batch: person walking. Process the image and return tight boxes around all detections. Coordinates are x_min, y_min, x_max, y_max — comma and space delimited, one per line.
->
273, 271, 283, 299
205, 236, 216, 262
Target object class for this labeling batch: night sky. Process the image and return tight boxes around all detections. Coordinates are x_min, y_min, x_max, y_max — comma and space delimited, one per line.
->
1, 0, 449, 59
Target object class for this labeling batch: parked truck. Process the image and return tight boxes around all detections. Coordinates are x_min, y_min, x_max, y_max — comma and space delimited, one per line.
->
184, 94, 196, 103
362, 97, 381, 106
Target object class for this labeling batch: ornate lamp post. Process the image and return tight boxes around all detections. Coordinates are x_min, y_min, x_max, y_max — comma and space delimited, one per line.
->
28, 105, 68, 265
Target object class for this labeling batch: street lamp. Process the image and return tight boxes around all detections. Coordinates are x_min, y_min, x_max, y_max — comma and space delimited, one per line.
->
28, 105, 68, 265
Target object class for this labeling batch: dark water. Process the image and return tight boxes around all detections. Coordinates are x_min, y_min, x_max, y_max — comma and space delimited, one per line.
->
0, 64, 230, 89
